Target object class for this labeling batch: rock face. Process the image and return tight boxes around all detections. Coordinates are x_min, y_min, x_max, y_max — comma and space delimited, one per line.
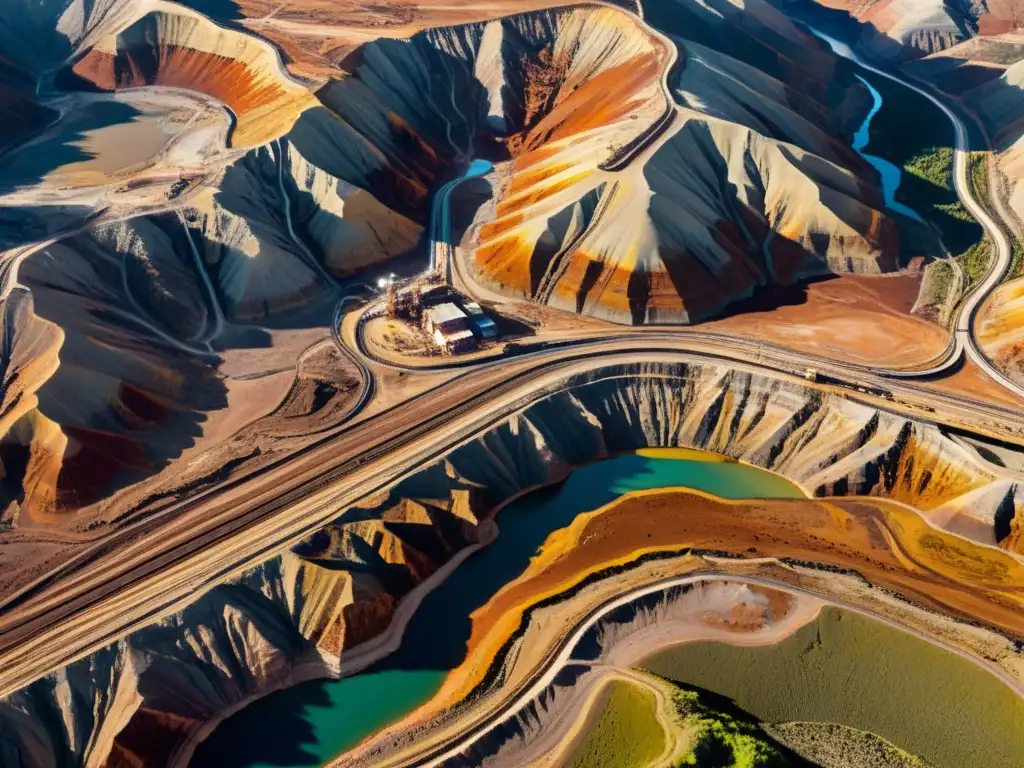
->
980, 277, 1024, 388
2, 361, 1022, 768
959, 59, 1024, 388
777, 0, 979, 61
0, 0, 928, 581
0, 138, 419, 525
463, 0, 906, 324
0, 289, 66, 526
67, 4, 317, 148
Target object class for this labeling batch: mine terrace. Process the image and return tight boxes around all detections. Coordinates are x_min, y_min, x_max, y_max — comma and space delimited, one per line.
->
3, 0, 1024, 767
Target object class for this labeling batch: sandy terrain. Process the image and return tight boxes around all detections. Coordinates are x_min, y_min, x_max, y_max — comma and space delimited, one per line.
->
2, 2, 1024, 764
979, 276, 1024, 389
597, 582, 825, 669
502, 581, 826, 768
702, 273, 949, 368
233, 0, 629, 80
362, 316, 510, 367
342, 552, 1024, 768
538, 668, 687, 768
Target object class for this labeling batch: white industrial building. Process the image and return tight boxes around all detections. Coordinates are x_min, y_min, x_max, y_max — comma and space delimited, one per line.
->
424, 302, 477, 354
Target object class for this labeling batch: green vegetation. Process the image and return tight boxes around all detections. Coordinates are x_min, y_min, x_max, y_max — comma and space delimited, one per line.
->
914, 258, 958, 325
957, 239, 993, 286
925, 259, 953, 298
863, 75, 985, 272
764, 722, 932, 768
898, 146, 982, 256
566, 680, 667, 768
672, 685, 810, 767
903, 146, 952, 189
896, 145, 989, 286
1011, 237, 1024, 281
969, 152, 992, 212
641, 607, 1024, 767
966, 149, 1024, 284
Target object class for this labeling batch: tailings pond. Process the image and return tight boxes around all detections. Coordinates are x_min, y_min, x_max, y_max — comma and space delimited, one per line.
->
642, 606, 1024, 767
192, 450, 803, 767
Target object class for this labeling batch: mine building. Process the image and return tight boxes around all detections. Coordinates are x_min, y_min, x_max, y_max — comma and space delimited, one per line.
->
463, 301, 498, 339
418, 283, 450, 308
424, 302, 477, 354
390, 282, 453, 321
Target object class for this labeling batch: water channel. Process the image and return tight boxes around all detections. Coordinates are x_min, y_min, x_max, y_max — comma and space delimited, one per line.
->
192, 450, 803, 767
811, 28, 922, 221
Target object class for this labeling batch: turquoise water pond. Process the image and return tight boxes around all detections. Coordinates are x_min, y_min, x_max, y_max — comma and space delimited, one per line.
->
192, 452, 801, 767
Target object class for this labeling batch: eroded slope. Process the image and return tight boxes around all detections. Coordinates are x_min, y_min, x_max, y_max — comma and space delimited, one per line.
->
3, 361, 1022, 767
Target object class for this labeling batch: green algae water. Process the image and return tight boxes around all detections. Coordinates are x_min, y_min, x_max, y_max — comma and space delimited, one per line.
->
642, 606, 1024, 768
192, 451, 802, 767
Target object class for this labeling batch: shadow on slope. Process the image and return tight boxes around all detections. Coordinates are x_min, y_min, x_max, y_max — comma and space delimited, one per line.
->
0, 99, 143, 194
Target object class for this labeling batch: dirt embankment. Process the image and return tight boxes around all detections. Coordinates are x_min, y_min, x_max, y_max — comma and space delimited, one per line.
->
447, 488, 1024, 706
4, 361, 1024, 767
442, 578, 823, 768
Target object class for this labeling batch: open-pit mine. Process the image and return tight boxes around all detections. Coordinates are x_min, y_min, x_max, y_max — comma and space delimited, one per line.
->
4, 0, 1024, 767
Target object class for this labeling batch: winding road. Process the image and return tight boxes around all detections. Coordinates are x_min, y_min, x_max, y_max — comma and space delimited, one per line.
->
403, 573, 1024, 768
418, 17, 1024, 396
810, 28, 1023, 395
3, 5, 1024, 761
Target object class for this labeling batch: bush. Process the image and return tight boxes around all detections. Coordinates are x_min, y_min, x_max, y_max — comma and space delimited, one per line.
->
641, 607, 1024, 768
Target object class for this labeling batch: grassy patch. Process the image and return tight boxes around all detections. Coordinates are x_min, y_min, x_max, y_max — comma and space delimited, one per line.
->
641, 607, 1024, 768
765, 722, 931, 768
672, 685, 809, 767
927, 259, 952, 298
969, 151, 992, 211
897, 147, 982, 256
1010, 237, 1024, 281
900, 147, 990, 286
904, 146, 952, 189
566, 680, 666, 768
958, 239, 992, 286
862, 76, 983, 257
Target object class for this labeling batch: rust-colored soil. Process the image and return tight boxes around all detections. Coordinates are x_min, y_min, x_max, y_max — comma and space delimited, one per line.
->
702, 273, 950, 369
234, 0, 604, 80
434, 489, 1024, 707
927, 357, 1024, 410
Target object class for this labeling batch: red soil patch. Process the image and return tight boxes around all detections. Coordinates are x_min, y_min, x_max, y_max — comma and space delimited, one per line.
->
927, 358, 1024, 410
431, 490, 1024, 710
703, 273, 949, 368
468, 492, 1024, 666
56, 427, 153, 510
978, 14, 1015, 35
73, 48, 287, 124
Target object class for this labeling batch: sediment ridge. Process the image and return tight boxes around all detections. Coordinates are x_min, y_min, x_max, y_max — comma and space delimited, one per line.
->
2, 361, 1022, 767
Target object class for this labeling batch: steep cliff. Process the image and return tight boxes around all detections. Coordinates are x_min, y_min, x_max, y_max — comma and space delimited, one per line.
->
980, 277, 1024, 388
3, 361, 1022, 767
68, 3, 317, 148
277, 2, 911, 325
0, 138, 418, 523
0, 0, 921, 551
459, 2, 906, 323
774, 0, 979, 61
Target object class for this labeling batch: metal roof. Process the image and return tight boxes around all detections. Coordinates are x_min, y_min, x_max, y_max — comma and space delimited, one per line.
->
425, 302, 467, 324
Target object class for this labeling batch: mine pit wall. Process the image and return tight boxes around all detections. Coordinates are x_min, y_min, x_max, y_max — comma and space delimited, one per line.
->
2, 361, 1022, 768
